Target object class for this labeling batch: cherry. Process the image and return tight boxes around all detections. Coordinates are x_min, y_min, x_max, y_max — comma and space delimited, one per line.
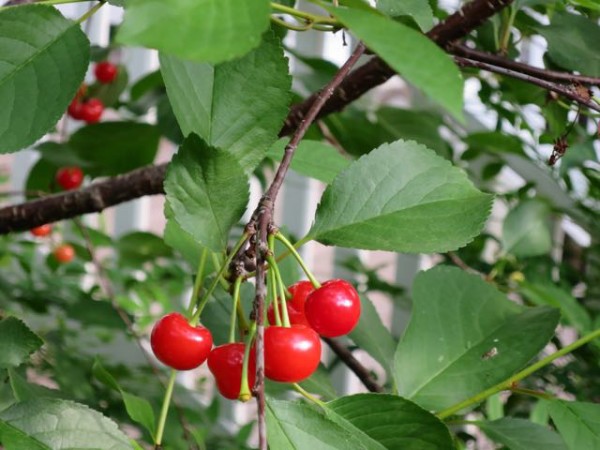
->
56, 167, 84, 190
53, 244, 75, 263
264, 325, 321, 383
267, 280, 314, 327
30, 224, 52, 237
305, 279, 361, 337
208, 343, 255, 400
80, 98, 104, 124
150, 313, 213, 370
94, 61, 118, 84
67, 99, 85, 120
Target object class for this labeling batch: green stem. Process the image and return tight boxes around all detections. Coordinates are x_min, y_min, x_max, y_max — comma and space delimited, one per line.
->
228, 277, 242, 343
269, 265, 282, 326
270, 15, 314, 31
190, 234, 248, 325
155, 370, 177, 446
269, 256, 291, 327
211, 252, 230, 291
270, 2, 338, 24
275, 232, 321, 288
498, 6, 517, 54
239, 321, 257, 402
437, 328, 600, 419
293, 383, 326, 409
186, 248, 209, 318
77, 0, 104, 23
510, 387, 555, 400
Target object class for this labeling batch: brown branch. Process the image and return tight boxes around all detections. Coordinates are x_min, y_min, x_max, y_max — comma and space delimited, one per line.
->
451, 45, 600, 86
455, 56, 600, 114
0, 0, 515, 234
324, 337, 383, 393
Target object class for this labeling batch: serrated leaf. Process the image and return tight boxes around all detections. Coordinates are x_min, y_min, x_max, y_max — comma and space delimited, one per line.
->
325, 5, 463, 120
267, 139, 351, 184
68, 122, 160, 177
92, 360, 155, 439
478, 417, 568, 450
0, 398, 133, 449
376, 0, 434, 31
0, 317, 43, 370
502, 200, 552, 258
160, 33, 291, 172
328, 394, 455, 449
536, 13, 600, 76
394, 266, 560, 411
0, 5, 89, 153
116, 0, 270, 64
348, 295, 396, 377
164, 135, 249, 253
266, 399, 378, 449
308, 140, 493, 253
548, 400, 600, 450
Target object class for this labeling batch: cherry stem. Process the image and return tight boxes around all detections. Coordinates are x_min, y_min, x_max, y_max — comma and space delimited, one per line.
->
275, 232, 320, 288
190, 234, 249, 325
211, 252, 230, 291
186, 248, 209, 318
155, 370, 177, 446
239, 321, 257, 402
76, 0, 105, 24
292, 383, 326, 409
228, 277, 243, 343
268, 266, 282, 326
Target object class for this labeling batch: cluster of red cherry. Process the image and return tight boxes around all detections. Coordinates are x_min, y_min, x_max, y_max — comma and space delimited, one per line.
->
27, 167, 85, 263
150, 275, 361, 401
67, 61, 118, 123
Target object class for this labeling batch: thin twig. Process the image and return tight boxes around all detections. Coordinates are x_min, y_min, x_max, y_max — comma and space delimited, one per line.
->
323, 337, 383, 393
455, 56, 600, 114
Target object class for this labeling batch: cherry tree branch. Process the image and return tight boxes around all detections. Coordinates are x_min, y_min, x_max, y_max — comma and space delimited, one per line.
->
0, 0, 516, 234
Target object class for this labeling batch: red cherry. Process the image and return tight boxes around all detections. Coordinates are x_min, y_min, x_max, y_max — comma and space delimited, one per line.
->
208, 343, 256, 400
150, 313, 213, 370
55, 167, 84, 190
267, 280, 314, 327
305, 279, 361, 337
67, 99, 85, 120
94, 61, 118, 84
53, 244, 75, 263
80, 98, 104, 124
30, 224, 52, 237
264, 326, 321, 383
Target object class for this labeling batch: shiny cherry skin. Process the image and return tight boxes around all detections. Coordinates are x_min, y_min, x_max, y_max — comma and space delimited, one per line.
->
267, 280, 314, 327
80, 98, 104, 124
208, 343, 255, 400
53, 244, 75, 263
94, 61, 118, 84
150, 313, 213, 370
30, 224, 52, 237
67, 99, 85, 120
56, 167, 84, 190
264, 325, 321, 383
305, 279, 361, 337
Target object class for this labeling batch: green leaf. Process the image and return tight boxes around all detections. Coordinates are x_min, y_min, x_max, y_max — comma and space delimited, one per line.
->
116, 232, 173, 266
92, 360, 155, 439
376, 0, 434, 31
465, 132, 525, 156
160, 33, 291, 172
308, 140, 493, 253
68, 122, 161, 177
298, 365, 338, 402
348, 295, 396, 377
548, 400, 600, 450
394, 266, 560, 411
536, 13, 600, 76
266, 399, 378, 449
0, 317, 43, 370
502, 200, 552, 258
0, 5, 89, 153
328, 394, 455, 449
267, 139, 351, 184
478, 417, 567, 450
164, 135, 249, 253
0, 398, 133, 449
8, 369, 61, 402
325, 5, 463, 119
116, 0, 270, 63
519, 282, 592, 334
